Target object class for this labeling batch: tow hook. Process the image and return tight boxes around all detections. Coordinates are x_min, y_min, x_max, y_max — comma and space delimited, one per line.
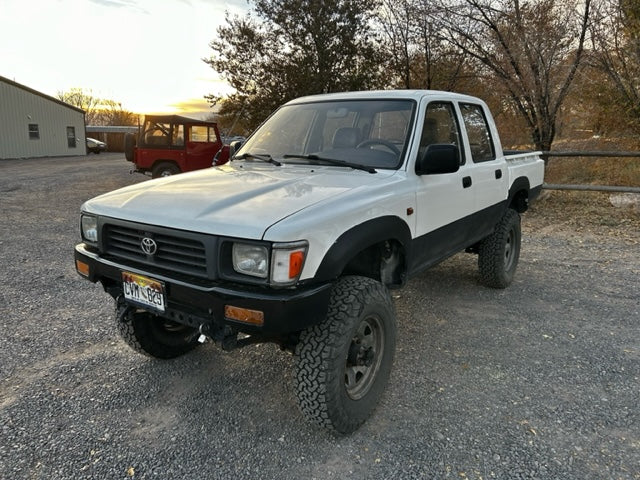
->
198, 323, 238, 351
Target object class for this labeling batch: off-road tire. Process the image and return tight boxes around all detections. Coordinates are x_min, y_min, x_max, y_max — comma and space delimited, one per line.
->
294, 276, 396, 434
152, 162, 180, 178
124, 133, 136, 162
478, 208, 521, 289
116, 302, 200, 359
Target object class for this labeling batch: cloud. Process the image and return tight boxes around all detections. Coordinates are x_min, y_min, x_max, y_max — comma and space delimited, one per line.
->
87, 0, 149, 13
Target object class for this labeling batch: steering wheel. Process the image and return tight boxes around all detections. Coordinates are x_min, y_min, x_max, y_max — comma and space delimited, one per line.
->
356, 139, 400, 156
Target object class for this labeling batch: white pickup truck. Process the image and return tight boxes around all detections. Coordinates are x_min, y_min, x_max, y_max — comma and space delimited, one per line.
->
75, 90, 544, 433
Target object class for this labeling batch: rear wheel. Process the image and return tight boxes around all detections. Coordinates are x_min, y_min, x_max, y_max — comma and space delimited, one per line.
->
478, 208, 521, 288
116, 301, 200, 359
152, 162, 180, 178
294, 276, 396, 434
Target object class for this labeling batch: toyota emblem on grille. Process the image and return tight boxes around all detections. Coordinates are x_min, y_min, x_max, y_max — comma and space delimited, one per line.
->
141, 237, 158, 255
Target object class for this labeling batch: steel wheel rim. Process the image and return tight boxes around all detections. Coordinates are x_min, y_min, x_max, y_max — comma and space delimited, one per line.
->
344, 315, 384, 400
504, 227, 516, 270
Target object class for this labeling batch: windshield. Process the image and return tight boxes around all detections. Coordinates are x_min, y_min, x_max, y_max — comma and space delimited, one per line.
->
237, 99, 415, 170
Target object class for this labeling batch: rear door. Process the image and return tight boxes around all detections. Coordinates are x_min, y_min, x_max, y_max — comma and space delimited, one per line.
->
458, 103, 508, 217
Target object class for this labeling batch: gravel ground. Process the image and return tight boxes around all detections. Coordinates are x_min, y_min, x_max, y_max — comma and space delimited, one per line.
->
0, 154, 638, 479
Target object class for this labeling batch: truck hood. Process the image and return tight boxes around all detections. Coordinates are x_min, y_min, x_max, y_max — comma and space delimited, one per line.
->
82, 163, 396, 239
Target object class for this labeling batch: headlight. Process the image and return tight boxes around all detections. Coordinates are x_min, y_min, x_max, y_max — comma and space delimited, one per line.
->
232, 243, 268, 278
271, 241, 308, 286
81, 215, 98, 243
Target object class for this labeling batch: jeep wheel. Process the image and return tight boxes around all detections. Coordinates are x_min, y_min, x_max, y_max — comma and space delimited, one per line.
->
152, 162, 180, 178
294, 276, 396, 434
478, 208, 521, 289
116, 302, 200, 359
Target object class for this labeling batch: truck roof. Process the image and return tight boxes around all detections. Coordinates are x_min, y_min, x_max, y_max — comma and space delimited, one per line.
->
286, 89, 485, 105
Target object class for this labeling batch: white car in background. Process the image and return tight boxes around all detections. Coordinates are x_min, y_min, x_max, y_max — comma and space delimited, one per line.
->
86, 137, 107, 154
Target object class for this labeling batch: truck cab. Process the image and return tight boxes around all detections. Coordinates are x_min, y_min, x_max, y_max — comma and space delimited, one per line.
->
125, 115, 229, 178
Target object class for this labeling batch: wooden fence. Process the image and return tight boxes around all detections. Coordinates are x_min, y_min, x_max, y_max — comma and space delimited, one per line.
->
540, 151, 640, 194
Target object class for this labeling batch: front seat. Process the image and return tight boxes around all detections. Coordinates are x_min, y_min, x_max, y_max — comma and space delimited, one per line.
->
332, 127, 361, 149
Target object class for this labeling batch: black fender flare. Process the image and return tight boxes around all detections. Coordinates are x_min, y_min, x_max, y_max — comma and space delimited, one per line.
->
314, 216, 412, 283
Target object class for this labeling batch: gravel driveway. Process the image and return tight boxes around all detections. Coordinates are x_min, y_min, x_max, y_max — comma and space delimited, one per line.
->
0, 154, 638, 479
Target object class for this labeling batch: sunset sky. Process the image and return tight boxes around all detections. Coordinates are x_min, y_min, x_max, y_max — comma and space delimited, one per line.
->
0, 0, 248, 117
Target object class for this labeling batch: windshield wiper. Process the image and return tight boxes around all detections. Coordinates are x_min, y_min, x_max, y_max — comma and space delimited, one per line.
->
234, 152, 282, 166
282, 154, 376, 174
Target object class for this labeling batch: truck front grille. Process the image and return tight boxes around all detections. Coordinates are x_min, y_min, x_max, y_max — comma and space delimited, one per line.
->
103, 222, 213, 278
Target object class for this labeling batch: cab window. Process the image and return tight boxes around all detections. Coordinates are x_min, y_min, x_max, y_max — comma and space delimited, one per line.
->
418, 102, 464, 164
460, 103, 495, 162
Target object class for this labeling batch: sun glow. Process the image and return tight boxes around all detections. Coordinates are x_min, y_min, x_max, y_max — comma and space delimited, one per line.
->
0, 0, 245, 117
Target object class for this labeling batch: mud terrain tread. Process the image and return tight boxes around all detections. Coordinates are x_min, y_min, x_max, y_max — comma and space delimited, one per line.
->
294, 276, 396, 433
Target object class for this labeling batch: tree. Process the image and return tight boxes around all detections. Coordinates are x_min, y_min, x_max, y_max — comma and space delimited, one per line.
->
376, 0, 472, 91
57, 88, 137, 126
433, 0, 592, 152
94, 100, 138, 127
204, 0, 383, 132
57, 88, 102, 124
590, 0, 640, 133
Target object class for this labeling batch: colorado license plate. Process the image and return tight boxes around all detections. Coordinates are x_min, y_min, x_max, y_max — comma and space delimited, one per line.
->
122, 272, 165, 312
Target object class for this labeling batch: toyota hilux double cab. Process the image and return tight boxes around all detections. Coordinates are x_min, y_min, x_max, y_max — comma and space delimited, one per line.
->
124, 114, 229, 178
75, 90, 544, 433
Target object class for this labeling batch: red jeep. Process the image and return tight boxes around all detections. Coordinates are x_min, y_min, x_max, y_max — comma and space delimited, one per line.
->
125, 115, 229, 178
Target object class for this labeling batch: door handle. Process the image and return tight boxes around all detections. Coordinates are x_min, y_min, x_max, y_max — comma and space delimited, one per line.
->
463, 176, 472, 188
495, 169, 502, 179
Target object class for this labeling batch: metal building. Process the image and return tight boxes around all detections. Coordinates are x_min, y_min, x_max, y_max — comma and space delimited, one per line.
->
0, 75, 86, 159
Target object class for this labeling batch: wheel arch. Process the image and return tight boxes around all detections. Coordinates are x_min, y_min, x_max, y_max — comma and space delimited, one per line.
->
151, 160, 181, 178
508, 176, 531, 213
314, 216, 412, 288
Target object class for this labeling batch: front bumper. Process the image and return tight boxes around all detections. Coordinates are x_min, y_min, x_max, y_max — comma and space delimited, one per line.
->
74, 243, 333, 335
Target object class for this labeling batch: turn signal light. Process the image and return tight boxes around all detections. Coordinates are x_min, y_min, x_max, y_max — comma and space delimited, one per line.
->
289, 251, 305, 279
76, 260, 90, 277
224, 305, 264, 326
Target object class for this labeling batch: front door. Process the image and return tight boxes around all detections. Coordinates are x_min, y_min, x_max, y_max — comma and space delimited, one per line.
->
185, 125, 222, 171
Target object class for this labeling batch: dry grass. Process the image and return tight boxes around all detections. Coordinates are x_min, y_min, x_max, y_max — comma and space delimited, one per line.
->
546, 136, 640, 187
534, 136, 640, 244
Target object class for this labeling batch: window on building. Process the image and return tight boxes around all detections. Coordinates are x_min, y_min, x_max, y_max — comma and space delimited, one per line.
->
67, 127, 76, 148
28, 124, 39, 140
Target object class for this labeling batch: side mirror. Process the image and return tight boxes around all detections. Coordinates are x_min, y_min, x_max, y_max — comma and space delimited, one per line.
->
415, 144, 460, 175
229, 140, 244, 158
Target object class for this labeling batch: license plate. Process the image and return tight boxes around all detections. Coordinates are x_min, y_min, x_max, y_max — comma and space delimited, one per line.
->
122, 272, 166, 312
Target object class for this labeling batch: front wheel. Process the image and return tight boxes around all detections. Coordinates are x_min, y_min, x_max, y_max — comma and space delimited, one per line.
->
478, 208, 521, 288
116, 301, 200, 359
294, 276, 396, 434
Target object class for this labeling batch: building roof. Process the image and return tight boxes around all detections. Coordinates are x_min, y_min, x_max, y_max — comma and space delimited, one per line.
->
143, 114, 216, 125
0, 74, 85, 114
86, 125, 139, 134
